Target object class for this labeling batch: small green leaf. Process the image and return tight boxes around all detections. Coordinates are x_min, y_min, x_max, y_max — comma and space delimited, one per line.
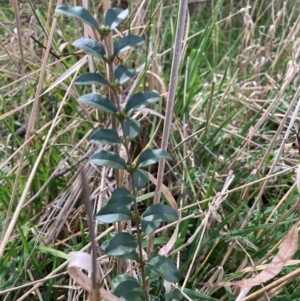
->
113, 275, 144, 301
136, 149, 172, 168
55, 5, 99, 29
114, 35, 144, 55
107, 188, 135, 207
96, 205, 131, 223
78, 93, 117, 114
75, 73, 109, 86
147, 254, 181, 283
119, 250, 138, 261
125, 92, 161, 114
105, 233, 137, 256
124, 117, 141, 140
105, 8, 129, 30
89, 150, 127, 169
142, 204, 178, 222
133, 169, 148, 190
165, 289, 183, 301
112, 274, 139, 288
91, 129, 121, 145
96, 188, 135, 223
72, 38, 105, 59
114, 65, 135, 85
142, 220, 161, 235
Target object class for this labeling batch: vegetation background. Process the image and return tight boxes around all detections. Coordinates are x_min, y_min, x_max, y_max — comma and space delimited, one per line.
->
1, 0, 300, 300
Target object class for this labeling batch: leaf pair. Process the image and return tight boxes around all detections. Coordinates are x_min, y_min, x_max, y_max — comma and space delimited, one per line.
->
56, 6, 128, 30
90, 148, 172, 170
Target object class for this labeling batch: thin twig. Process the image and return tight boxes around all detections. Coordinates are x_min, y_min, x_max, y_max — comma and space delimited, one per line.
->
148, 0, 187, 253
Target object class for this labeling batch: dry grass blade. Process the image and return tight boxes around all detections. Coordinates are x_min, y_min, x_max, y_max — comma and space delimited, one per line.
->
219, 223, 298, 288
0, 48, 83, 257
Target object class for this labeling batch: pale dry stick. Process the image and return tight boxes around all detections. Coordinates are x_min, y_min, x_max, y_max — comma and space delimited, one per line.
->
149, 0, 187, 253
81, 169, 100, 299
27, 269, 43, 301
240, 86, 300, 230
182, 171, 235, 289
0, 53, 83, 258
171, 283, 193, 301
177, 55, 189, 270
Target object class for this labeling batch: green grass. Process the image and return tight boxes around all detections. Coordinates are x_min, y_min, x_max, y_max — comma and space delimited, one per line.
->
1, 0, 300, 300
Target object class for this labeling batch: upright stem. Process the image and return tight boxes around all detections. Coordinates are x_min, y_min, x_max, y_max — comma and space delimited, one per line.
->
147, 0, 188, 254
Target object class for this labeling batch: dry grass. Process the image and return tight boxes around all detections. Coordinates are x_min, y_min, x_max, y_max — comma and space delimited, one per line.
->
1, 0, 300, 300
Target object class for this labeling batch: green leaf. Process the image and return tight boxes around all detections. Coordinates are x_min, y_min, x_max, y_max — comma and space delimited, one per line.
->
72, 38, 105, 59
119, 250, 138, 261
133, 169, 148, 190
75, 73, 109, 86
125, 92, 161, 114
96, 188, 134, 223
124, 117, 141, 140
114, 35, 144, 55
105, 233, 137, 256
142, 204, 178, 222
55, 5, 99, 29
112, 274, 139, 288
149, 296, 160, 301
112, 275, 144, 301
107, 188, 135, 207
114, 65, 135, 85
104, 8, 129, 30
91, 129, 121, 145
165, 289, 183, 301
96, 205, 131, 223
136, 149, 172, 168
78, 93, 117, 114
147, 254, 181, 283
142, 220, 161, 235
89, 150, 127, 169
35, 246, 69, 260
